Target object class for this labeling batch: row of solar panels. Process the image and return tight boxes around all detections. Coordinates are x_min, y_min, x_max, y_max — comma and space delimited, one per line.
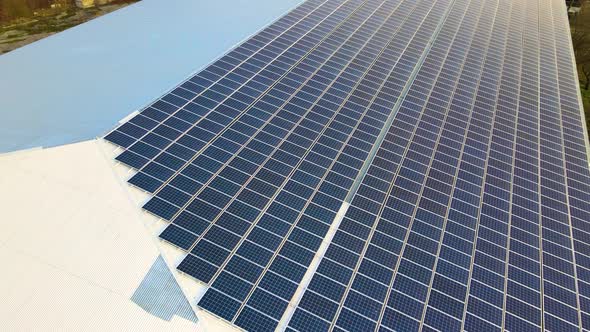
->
104, 0, 590, 331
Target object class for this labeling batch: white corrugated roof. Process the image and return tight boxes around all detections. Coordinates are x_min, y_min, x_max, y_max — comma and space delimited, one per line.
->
0, 140, 232, 331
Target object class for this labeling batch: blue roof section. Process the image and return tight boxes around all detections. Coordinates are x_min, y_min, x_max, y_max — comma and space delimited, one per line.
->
0, 0, 303, 153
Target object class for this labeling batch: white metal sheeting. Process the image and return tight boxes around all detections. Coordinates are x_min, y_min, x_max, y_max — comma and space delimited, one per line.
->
0, 140, 199, 331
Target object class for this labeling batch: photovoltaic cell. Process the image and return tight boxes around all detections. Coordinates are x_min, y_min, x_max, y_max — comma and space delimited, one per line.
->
207, 0, 458, 330
104, 0, 590, 331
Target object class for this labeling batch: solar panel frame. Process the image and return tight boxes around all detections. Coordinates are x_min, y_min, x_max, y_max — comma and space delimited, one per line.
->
537, 1, 582, 330
140, 0, 369, 223
419, 1, 513, 330
234, 0, 460, 326
352, 0, 494, 323
458, 1, 525, 330
194, 0, 472, 328
104, 0, 330, 149
551, 0, 590, 330
111, 0, 351, 178
287, 0, 473, 328
157, 0, 376, 252
102, 0, 590, 331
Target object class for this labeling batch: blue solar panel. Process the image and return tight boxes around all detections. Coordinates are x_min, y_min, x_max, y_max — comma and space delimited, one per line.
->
104, 0, 590, 330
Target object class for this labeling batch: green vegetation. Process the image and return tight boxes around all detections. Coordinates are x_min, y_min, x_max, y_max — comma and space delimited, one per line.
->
581, 88, 590, 137
0, 1, 137, 54
0, 37, 27, 45
1, 9, 77, 34
571, 0, 590, 141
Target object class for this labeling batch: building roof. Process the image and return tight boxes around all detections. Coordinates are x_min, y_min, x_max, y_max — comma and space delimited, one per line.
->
0, 141, 198, 330
3, 0, 590, 330
0, 0, 303, 153
102, 0, 590, 330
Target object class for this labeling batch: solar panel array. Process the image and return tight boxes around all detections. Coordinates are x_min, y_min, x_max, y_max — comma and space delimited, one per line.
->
104, 0, 590, 331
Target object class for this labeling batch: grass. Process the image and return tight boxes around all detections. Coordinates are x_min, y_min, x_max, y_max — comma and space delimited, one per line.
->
582, 87, 590, 108
571, 1, 590, 143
